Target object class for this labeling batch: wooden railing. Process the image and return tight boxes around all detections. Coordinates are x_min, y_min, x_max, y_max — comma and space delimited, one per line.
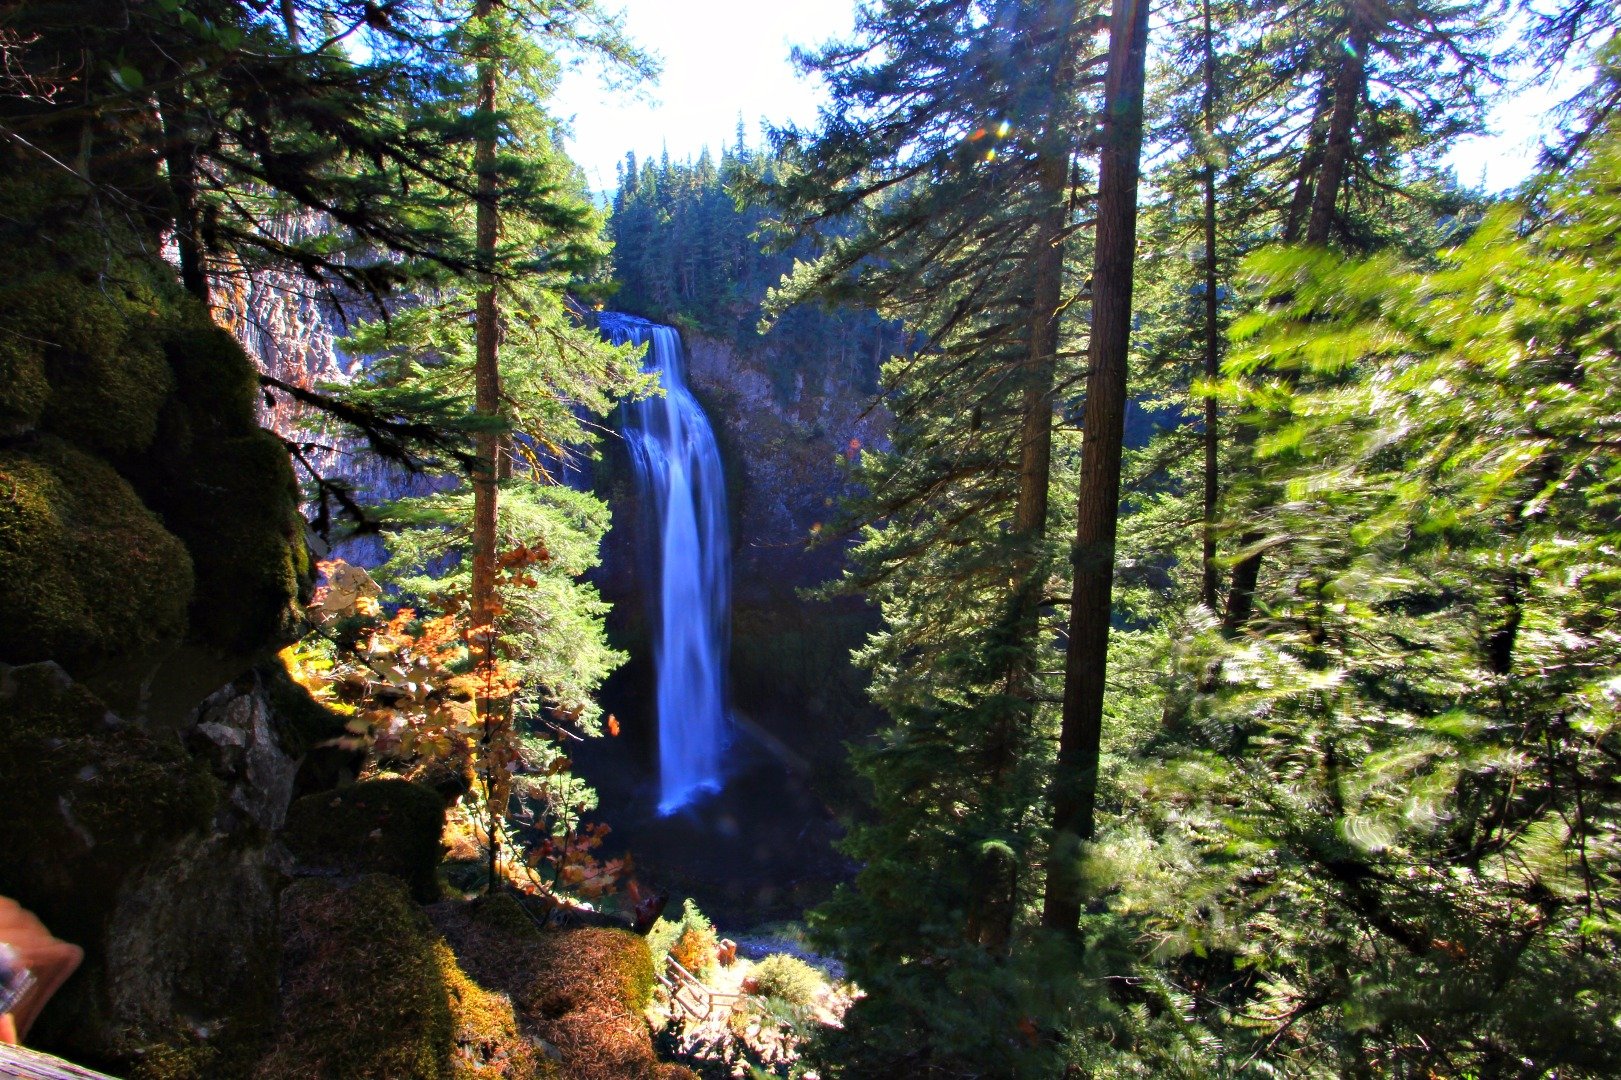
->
658, 956, 744, 1023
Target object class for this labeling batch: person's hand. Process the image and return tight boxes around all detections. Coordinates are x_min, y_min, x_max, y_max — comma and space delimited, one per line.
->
0, 898, 83, 1043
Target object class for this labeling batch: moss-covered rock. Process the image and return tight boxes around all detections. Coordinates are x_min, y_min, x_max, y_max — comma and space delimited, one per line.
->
0, 334, 49, 436
0, 662, 221, 1058
159, 309, 265, 437
282, 778, 447, 902
142, 427, 309, 658
255, 877, 549, 1080
438, 940, 550, 1080
104, 836, 281, 1073
0, 437, 194, 673
256, 876, 456, 1080
0, 251, 176, 460
469, 892, 547, 941
0, 663, 218, 931
432, 903, 665, 1080
261, 656, 350, 758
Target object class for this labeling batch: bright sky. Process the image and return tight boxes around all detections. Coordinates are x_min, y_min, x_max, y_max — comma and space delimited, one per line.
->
552, 0, 857, 194
551, 0, 1584, 197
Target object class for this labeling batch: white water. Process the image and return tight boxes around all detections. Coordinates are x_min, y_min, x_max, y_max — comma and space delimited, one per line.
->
601, 313, 731, 814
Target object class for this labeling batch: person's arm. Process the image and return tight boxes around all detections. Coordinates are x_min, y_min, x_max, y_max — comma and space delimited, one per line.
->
0, 899, 83, 1043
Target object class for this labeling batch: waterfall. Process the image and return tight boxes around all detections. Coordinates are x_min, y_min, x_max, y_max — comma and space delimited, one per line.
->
601, 313, 731, 814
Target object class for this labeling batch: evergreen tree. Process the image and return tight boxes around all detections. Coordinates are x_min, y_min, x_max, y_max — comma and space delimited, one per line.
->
1106, 101, 1621, 1073
336, 0, 651, 886
1043, 0, 1153, 937
755, 0, 1113, 1070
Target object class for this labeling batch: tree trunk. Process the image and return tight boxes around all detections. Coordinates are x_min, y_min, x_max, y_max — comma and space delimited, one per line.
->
1041, 0, 1150, 936
1200, 0, 1221, 611
158, 96, 208, 305
280, 0, 300, 47
470, 0, 502, 890
1304, 13, 1367, 246
1281, 84, 1332, 244
971, 0, 1083, 951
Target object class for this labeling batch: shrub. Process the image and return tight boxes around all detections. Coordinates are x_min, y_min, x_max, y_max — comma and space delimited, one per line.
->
668, 924, 717, 979
747, 954, 823, 1010
648, 899, 717, 978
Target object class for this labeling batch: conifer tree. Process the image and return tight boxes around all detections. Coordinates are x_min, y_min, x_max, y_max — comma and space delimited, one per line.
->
755, 0, 1110, 1070
1043, 0, 1152, 937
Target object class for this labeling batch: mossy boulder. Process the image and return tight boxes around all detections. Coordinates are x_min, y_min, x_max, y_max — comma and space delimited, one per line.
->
0, 252, 176, 459
432, 903, 665, 1080
470, 892, 547, 941
0, 663, 218, 934
0, 662, 220, 1057
0, 437, 194, 673
0, 334, 49, 436
256, 875, 456, 1080
0, 221, 310, 688
282, 779, 447, 902
256, 877, 548, 1080
104, 837, 281, 1073
438, 940, 550, 1080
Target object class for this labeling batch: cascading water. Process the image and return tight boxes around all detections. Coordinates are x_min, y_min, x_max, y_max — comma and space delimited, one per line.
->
601, 313, 731, 814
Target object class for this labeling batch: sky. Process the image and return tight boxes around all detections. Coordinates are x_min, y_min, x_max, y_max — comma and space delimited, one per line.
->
550, 0, 1586, 197
551, 0, 857, 194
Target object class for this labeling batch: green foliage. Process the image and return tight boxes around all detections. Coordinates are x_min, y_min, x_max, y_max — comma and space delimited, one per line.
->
380, 484, 627, 731
747, 955, 823, 1010
1073, 107, 1621, 1077
647, 898, 716, 976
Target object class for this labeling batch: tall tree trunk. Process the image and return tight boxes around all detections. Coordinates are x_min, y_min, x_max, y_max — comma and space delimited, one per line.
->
470, 0, 503, 890
280, 0, 300, 47
1199, 0, 1221, 611
971, 0, 1082, 951
1281, 84, 1332, 244
1304, 12, 1367, 246
1041, 0, 1150, 936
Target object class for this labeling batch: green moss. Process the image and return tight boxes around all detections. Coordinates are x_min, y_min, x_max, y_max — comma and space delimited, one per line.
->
437, 940, 547, 1080
282, 779, 447, 902
126, 1036, 223, 1080
527, 928, 656, 1016
0, 437, 194, 673
0, 335, 49, 436
144, 428, 309, 656
160, 311, 263, 435
260, 657, 348, 757
0, 663, 218, 950
0, 249, 179, 459
470, 892, 546, 940
256, 876, 455, 1080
